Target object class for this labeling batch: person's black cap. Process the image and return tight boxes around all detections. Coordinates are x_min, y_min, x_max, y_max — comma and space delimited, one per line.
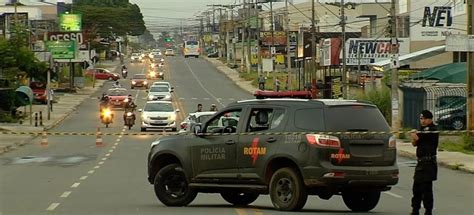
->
421, 110, 433, 119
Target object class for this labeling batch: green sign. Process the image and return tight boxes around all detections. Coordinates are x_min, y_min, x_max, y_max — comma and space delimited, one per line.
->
59, 14, 82, 32
46, 41, 76, 59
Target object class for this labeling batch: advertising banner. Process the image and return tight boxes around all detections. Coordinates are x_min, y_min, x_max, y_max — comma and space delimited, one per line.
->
344, 38, 409, 65
260, 31, 287, 46
47, 32, 89, 50
59, 14, 82, 32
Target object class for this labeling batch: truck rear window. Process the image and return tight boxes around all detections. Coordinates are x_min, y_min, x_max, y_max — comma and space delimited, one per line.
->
325, 106, 390, 131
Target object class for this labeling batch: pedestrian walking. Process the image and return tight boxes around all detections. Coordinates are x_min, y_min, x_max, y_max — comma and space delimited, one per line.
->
410, 110, 439, 215
47, 89, 54, 112
258, 74, 265, 90
274, 77, 281, 92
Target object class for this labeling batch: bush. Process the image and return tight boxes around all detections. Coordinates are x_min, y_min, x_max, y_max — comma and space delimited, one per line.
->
0, 112, 18, 123
354, 86, 392, 124
463, 134, 474, 151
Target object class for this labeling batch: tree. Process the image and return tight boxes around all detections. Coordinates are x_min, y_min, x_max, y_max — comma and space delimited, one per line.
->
74, 1, 146, 37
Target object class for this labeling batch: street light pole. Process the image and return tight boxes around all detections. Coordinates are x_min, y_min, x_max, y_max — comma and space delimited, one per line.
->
341, 0, 347, 99
468, 0, 474, 135
390, 0, 400, 134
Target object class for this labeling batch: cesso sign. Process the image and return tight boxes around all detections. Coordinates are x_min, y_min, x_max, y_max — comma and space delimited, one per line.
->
47, 32, 88, 50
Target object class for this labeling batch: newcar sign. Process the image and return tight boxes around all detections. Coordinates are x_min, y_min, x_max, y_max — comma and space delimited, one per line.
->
344, 38, 409, 66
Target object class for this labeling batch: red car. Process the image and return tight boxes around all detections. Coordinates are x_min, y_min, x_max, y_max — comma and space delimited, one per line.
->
85, 68, 120, 81
106, 88, 128, 108
30, 82, 47, 104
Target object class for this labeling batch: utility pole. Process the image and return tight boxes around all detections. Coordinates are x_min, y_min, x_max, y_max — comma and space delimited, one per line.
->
241, 0, 247, 73
256, 0, 262, 76
311, 0, 316, 90
247, 0, 252, 73
285, 0, 291, 90
390, 0, 400, 134
468, 0, 474, 135
341, 0, 347, 99
270, 0, 276, 83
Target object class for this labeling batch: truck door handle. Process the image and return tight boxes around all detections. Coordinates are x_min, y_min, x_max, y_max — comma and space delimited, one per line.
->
266, 137, 277, 143
225, 140, 236, 145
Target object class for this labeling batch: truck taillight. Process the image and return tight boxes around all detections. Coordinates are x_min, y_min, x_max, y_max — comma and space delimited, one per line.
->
306, 134, 341, 148
389, 135, 396, 148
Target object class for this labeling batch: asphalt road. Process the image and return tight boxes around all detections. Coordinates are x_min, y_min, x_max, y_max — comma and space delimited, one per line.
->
0, 56, 473, 215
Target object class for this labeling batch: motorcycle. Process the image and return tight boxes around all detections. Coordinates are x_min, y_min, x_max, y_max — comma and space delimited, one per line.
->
100, 108, 113, 128
124, 111, 135, 130
122, 69, 128, 79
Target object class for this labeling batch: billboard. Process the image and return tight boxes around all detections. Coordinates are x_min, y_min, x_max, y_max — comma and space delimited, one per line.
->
344, 38, 409, 66
321, 38, 342, 66
47, 32, 89, 50
410, 0, 465, 41
59, 14, 82, 32
260, 31, 287, 46
46, 41, 76, 59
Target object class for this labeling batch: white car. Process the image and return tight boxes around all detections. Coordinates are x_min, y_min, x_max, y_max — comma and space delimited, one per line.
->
147, 85, 173, 101
179, 111, 216, 133
165, 49, 175, 56
151, 81, 173, 91
140, 101, 179, 132
130, 53, 142, 63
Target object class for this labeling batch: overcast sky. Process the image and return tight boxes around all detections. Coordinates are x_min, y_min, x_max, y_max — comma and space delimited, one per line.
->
129, 0, 308, 34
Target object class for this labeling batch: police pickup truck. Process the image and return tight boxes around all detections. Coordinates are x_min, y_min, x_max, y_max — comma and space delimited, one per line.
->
147, 99, 399, 211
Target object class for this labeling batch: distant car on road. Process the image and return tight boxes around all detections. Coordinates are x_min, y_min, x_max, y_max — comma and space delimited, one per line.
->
146, 85, 173, 101
165, 49, 175, 56
106, 88, 128, 108
131, 74, 149, 89
131, 53, 143, 63
147, 99, 398, 212
151, 81, 173, 91
140, 101, 179, 132
85, 68, 120, 81
179, 111, 216, 133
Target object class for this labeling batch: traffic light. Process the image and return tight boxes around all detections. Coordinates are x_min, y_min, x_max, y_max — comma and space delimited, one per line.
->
164, 37, 172, 42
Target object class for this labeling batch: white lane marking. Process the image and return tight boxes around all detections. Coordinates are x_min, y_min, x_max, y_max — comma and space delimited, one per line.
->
217, 98, 222, 100
118, 135, 123, 138
117, 138, 121, 142
112, 146, 116, 149
80, 176, 88, 180
94, 165, 100, 169
385, 191, 403, 199
183, 60, 225, 107
71, 183, 80, 188
60, 191, 71, 198
102, 157, 108, 161
114, 142, 119, 146
108, 149, 114, 153
105, 153, 111, 157
88, 170, 95, 174
191, 98, 197, 100
46, 203, 60, 211
179, 98, 185, 100
98, 161, 105, 165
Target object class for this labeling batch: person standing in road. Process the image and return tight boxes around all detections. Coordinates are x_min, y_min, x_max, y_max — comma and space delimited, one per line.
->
196, 104, 203, 112
209, 104, 218, 111
410, 110, 439, 215
258, 74, 265, 90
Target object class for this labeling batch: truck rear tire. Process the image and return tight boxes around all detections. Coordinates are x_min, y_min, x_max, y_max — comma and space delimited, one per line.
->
342, 191, 380, 212
221, 192, 259, 206
269, 167, 307, 211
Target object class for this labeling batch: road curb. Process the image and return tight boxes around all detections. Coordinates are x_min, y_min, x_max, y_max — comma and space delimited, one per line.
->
203, 57, 256, 95
0, 135, 38, 155
398, 148, 474, 174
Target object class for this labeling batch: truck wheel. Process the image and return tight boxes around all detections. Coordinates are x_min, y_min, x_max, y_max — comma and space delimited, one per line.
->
221, 192, 259, 206
269, 167, 307, 211
154, 164, 197, 206
342, 191, 380, 212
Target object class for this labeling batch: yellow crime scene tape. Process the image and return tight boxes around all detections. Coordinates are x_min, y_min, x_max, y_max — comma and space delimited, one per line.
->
1, 130, 473, 136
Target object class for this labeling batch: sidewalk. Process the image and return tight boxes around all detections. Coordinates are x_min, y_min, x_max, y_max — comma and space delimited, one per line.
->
204, 57, 474, 174
0, 64, 119, 155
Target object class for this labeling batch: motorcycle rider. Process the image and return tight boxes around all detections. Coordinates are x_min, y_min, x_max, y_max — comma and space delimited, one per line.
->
99, 93, 109, 112
121, 65, 128, 78
123, 95, 137, 123
113, 81, 122, 88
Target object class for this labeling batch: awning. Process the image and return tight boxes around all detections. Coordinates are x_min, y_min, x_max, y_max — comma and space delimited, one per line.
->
370, 45, 446, 71
409, 62, 467, 84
